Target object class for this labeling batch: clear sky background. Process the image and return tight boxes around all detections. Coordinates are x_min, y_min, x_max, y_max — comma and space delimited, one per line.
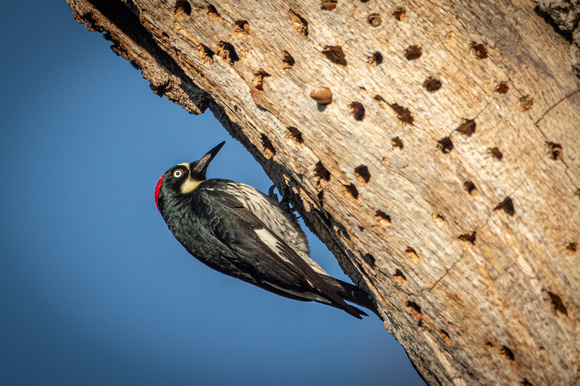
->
0, 2, 424, 385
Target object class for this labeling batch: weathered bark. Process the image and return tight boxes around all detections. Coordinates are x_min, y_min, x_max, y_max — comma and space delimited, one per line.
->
67, 0, 579, 384
532, 0, 580, 75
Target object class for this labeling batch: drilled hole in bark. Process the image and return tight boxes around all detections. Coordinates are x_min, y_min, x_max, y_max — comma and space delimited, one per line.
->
314, 161, 331, 181
234, 20, 250, 36
404, 45, 422, 60
217, 41, 239, 65
392, 136, 404, 150
496, 81, 509, 94
261, 134, 276, 158
282, 51, 295, 70
497, 197, 516, 215
393, 7, 406, 21
321, 0, 338, 11
440, 330, 452, 345
175, 0, 192, 17
432, 213, 446, 227
375, 210, 391, 226
150, 79, 171, 97
252, 70, 271, 91
205, 4, 221, 20
495, 197, 515, 216
458, 231, 476, 244
322, 46, 347, 66
354, 165, 370, 184
547, 291, 568, 316
394, 269, 407, 284
286, 127, 304, 144
438, 137, 454, 153
368, 13, 382, 26
389, 103, 414, 125
405, 247, 420, 263
289, 9, 308, 37
488, 147, 503, 160
546, 141, 562, 160
368, 51, 383, 66
470, 41, 488, 59
464, 181, 478, 196
500, 346, 515, 361
424, 77, 442, 92
197, 43, 215, 66
457, 119, 476, 137
565, 242, 577, 257
520, 95, 533, 111
406, 301, 423, 319
350, 102, 365, 121
362, 253, 376, 267
342, 183, 359, 200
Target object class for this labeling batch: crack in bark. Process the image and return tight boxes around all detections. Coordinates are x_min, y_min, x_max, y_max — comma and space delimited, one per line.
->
535, 89, 580, 125
564, 169, 579, 190
413, 123, 441, 145
428, 251, 465, 292
533, 90, 580, 190
557, 158, 578, 189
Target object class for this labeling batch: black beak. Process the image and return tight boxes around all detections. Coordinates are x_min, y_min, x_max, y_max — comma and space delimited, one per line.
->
190, 141, 225, 179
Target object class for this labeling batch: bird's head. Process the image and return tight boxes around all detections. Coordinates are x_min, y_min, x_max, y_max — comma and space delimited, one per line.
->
155, 141, 225, 212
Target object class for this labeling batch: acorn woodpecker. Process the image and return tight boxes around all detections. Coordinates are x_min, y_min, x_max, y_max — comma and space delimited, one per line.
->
154, 142, 375, 318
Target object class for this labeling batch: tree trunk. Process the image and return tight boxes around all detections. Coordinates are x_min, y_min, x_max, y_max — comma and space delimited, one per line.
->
66, 0, 579, 384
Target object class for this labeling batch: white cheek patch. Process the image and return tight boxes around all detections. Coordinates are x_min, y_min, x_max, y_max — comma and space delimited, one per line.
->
180, 179, 202, 194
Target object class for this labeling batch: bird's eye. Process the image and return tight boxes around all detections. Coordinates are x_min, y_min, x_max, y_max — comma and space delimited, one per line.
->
173, 169, 184, 178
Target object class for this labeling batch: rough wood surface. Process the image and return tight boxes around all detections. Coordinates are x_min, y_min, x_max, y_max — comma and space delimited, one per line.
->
533, 0, 580, 75
67, 0, 580, 384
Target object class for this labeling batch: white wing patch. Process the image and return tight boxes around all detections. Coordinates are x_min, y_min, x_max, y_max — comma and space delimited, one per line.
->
254, 228, 292, 265
264, 281, 331, 304
227, 182, 330, 276
254, 228, 328, 276
295, 254, 327, 276
226, 184, 309, 254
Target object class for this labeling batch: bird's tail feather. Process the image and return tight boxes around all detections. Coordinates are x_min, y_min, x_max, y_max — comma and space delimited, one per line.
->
320, 275, 379, 317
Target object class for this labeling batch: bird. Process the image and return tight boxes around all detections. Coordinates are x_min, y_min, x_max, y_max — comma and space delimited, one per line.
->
154, 141, 376, 318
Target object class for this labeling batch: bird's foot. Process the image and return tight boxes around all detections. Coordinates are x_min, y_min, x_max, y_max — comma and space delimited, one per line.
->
268, 185, 294, 213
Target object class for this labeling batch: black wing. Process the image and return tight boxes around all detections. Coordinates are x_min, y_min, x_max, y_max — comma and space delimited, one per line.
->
192, 186, 367, 318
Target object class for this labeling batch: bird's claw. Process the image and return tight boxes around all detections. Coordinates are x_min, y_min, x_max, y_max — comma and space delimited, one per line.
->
268, 185, 279, 201
269, 185, 293, 213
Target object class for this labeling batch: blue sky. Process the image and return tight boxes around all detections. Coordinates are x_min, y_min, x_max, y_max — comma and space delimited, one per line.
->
0, 2, 424, 385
